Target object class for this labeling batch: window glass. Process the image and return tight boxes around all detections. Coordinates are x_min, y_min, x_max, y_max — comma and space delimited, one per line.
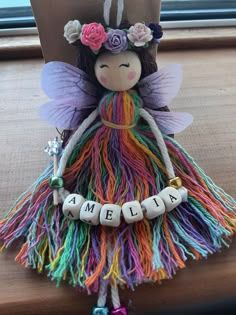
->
0, 0, 236, 29
0, 0, 34, 29
161, 0, 236, 21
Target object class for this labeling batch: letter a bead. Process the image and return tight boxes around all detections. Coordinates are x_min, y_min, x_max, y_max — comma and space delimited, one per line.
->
100, 204, 122, 227
80, 201, 102, 225
141, 195, 165, 219
62, 194, 85, 220
158, 187, 182, 212
122, 201, 143, 224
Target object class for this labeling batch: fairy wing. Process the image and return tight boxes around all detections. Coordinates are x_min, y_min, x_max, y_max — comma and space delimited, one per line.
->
138, 64, 182, 110
39, 99, 96, 130
146, 109, 193, 134
138, 64, 193, 133
39, 61, 98, 129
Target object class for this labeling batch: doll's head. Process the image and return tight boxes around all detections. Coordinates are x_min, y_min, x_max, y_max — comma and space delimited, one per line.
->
94, 50, 142, 91
75, 40, 158, 91
65, 20, 162, 88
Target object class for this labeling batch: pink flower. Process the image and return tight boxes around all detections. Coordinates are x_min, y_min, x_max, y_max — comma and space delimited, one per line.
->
127, 23, 153, 47
81, 23, 107, 51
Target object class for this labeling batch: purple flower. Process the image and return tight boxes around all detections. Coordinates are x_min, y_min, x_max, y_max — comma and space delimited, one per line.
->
104, 29, 128, 54
149, 23, 163, 43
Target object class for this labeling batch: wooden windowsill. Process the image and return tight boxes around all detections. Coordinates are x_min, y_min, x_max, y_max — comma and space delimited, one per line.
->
161, 26, 236, 50
0, 35, 42, 59
0, 26, 236, 60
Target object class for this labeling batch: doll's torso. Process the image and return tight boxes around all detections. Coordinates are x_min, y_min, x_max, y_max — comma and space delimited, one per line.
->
98, 90, 142, 129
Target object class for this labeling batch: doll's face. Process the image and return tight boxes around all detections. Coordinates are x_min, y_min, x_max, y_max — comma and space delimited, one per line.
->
95, 51, 142, 91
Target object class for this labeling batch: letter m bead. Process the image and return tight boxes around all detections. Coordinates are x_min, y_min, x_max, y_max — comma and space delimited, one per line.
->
80, 201, 102, 225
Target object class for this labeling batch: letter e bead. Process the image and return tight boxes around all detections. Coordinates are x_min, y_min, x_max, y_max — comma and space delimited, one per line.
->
141, 195, 165, 219
122, 201, 143, 224
80, 201, 102, 225
158, 187, 182, 212
62, 194, 85, 220
100, 204, 122, 227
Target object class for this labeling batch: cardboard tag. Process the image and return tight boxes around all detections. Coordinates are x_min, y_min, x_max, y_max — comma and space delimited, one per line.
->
30, 0, 161, 64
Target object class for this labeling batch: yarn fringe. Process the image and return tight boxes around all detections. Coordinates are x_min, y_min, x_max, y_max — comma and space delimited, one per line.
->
1, 135, 235, 293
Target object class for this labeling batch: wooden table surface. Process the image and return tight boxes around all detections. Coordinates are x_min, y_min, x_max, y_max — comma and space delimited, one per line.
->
0, 48, 236, 314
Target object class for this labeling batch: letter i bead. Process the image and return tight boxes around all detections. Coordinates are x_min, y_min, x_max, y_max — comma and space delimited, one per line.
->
141, 195, 165, 219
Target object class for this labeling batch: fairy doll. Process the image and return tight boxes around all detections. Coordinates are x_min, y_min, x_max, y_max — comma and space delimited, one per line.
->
1, 6, 236, 315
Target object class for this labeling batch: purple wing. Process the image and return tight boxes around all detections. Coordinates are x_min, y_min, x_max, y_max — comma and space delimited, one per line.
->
41, 61, 97, 99
138, 64, 182, 109
39, 99, 96, 130
39, 61, 97, 129
146, 109, 193, 134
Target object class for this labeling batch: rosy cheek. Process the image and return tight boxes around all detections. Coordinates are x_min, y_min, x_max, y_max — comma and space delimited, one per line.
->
100, 75, 107, 85
127, 71, 137, 81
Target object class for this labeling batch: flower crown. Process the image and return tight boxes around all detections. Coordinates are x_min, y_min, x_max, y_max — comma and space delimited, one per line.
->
64, 20, 163, 54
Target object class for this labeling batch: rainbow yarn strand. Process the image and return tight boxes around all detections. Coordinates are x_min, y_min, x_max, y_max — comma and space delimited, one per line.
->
1, 91, 236, 294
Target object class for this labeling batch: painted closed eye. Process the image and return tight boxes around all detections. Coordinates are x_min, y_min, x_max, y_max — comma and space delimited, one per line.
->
119, 63, 130, 68
100, 64, 109, 69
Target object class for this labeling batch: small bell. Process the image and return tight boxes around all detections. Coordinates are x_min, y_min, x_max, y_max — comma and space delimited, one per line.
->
49, 176, 64, 189
92, 306, 109, 315
111, 306, 128, 315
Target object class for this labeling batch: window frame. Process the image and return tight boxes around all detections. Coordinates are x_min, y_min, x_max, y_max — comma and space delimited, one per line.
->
0, 0, 236, 33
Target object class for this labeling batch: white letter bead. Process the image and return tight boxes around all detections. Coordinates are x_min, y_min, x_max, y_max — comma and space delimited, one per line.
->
141, 196, 165, 219
62, 194, 85, 220
178, 187, 188, 202
80, 201, 102, 225
158, 187, 182, 212
100, 204, 122, 227
122, 201, 143, 224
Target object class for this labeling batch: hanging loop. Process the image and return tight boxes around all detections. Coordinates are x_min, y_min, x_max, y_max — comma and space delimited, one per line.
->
104, 0, 124, 26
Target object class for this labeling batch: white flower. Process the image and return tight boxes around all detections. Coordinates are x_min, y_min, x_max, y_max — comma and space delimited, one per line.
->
64, 20, 82, 44
44, 137, 62, 156
127, 23, 153, 47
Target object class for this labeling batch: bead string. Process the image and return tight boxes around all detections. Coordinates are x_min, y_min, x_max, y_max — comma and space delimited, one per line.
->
59, 186, 188, 226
